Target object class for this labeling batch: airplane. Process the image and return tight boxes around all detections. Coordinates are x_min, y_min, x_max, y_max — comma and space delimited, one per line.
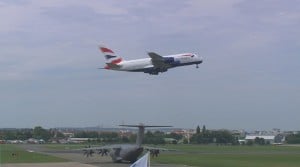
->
82, 124, 172, 163
99, 45, 203, 75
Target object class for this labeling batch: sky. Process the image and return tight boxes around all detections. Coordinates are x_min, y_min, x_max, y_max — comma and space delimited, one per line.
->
0, 0, 300, 131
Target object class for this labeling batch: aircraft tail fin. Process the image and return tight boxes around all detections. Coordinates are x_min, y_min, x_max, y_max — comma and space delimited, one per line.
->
119, 124, 172, 147
99, 45, 123, 64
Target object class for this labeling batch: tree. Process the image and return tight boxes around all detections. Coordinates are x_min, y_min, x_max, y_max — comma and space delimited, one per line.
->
183, 138, 188, 144
145, 131, 154, 138
165, 132, 183, 141
196, 125, 201, 134
190, 131, 213, 144
190, 129, 237, 145
212, 130, 234, 144
254, 137, 265, 145
202, 125, 206, 134
22, 130, 33, 139
247, 140, 254, 146
121, 136, 130, 143
56, 131, 65, 138
286, 134, 300, 144
143, 131, 165, 145
2, 131, 15, 140
33, 126, 51, 141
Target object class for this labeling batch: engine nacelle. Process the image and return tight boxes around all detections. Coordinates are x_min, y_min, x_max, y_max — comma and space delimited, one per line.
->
110, 148, 122, 162
83, 149, 94, 157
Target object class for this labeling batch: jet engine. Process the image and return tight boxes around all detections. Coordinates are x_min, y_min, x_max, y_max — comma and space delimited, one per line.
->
96, 148, 109, 156
83, 149, 94, 157
146, 148, 160, 157
110, 148, 122, 162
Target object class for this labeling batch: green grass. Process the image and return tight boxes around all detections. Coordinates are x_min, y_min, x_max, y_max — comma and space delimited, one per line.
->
160, 144, 300, 153
3, 144, 300, 166
43, 144, 300, 167
0, 144, 68, 164
153, 154, 300, 167
149, 144, 300, 167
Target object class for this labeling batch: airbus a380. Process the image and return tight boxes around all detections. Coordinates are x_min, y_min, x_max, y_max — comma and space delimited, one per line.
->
99, 45, 203, 75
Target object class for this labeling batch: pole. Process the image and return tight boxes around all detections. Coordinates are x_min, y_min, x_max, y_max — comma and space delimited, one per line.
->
148, 152, 150, 167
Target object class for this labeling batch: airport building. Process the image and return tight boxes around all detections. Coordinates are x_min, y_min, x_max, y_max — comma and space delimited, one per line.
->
245, 134, 285, 144
67, 137, 90, 143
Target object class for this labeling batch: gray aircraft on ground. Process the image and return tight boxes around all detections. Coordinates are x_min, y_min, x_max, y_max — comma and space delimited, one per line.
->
82, 124, 172, 163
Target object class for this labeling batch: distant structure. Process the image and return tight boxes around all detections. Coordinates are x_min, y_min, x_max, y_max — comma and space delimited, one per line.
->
245, 128, 285, 144
171, 129, 195, 144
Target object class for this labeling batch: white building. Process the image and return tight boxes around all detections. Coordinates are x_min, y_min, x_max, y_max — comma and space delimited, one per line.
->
245, 135, 284, 144
67, 138, 90, 143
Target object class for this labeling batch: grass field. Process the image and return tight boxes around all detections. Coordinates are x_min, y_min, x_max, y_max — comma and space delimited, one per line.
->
154, 153, 300, 167
161, 144, 300, 153
42, 144, 300, 166
0, 144, 68, 164
150, 144, 300, 167
2, 144, 300, 166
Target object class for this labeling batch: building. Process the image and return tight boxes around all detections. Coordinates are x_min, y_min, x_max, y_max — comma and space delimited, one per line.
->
245, 134, 284, 144
67, 138, 90, 143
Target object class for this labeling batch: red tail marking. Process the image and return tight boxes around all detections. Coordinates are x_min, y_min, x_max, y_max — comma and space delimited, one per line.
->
111, 58, 122, 64
100, 47, 114, 53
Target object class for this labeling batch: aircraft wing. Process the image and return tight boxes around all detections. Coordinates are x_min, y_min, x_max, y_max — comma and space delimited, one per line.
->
148, 52, 171, 69
143, 145, 175, 157
148, 52, 164, 61
143, 145, 174, 151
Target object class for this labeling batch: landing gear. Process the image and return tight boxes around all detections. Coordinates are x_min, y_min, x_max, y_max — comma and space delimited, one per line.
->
196, 64, 199, 68
149, 71, 159, 75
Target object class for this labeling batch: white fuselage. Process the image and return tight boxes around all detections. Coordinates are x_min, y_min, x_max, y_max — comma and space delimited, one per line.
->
119, 58, 152, 71
112, 53, 202, 72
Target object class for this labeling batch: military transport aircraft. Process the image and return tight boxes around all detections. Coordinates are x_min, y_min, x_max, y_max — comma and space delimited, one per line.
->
99, 45, 203, 75
82, 124, 172, 163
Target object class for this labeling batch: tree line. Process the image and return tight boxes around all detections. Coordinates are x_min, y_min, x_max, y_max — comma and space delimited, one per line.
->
286, 133, 300, 144
0, 126, 58, 141
1, 126, 299, 145
190, 125, 239, 145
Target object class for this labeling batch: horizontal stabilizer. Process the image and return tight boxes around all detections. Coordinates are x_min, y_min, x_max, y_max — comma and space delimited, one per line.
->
106, 63, 121, 68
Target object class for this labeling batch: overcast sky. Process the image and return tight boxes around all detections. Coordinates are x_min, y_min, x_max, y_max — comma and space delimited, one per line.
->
0, 0, 299, 130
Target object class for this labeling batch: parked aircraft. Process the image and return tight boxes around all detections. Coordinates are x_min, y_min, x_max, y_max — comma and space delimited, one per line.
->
99, 45, 203, 75
82, 124, 172, 163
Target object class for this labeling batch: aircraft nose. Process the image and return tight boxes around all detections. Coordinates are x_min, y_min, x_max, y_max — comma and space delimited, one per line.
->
197, 55, 203, 63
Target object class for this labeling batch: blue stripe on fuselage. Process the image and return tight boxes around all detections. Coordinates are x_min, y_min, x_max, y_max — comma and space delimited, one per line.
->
128, 60, 203, 73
